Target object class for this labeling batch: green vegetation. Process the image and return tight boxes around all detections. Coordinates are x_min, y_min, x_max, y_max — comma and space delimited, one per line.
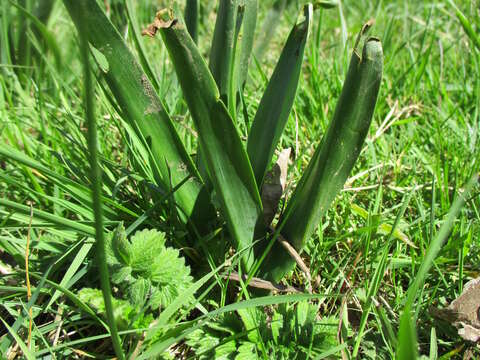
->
0, 0, 479, 358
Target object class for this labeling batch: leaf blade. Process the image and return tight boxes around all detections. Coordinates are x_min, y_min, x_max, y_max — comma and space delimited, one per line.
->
156, 16, 264, 270
62, 0, 214, 229
262, 37, 383, 281
247, 4, 312, 186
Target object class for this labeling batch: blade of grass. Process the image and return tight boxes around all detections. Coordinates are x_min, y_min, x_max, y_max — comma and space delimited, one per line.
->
140, 293, 325, 359
78, 10, 124, 359
403, 175, 477, 311
46, 241, 93, 308
236, 0, 257, 90
8, 0, 61, 68
445, 0, 480, 52
0, 317, 35, 360
396, 304, 419, 360
253, 0, 287, 62
124, 0, 161, 91
0, 199, 95, 236
0, 144, 137, 218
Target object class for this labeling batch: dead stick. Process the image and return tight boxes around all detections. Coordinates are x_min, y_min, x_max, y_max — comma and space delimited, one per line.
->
269, 226, 320, 291
227, 272, 301, 293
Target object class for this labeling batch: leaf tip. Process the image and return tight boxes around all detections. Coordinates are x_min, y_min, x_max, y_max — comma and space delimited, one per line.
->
142, 8, 179, 37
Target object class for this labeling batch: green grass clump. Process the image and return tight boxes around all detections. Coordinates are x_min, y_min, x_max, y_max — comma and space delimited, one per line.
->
0, 0, 479, 359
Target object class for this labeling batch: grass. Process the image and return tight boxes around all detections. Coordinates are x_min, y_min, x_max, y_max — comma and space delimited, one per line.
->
1, 0, 479, 358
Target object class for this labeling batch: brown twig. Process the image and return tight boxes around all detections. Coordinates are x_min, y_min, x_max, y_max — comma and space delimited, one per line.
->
269, 226, 321, 292
26, 203, 33, 349
227, 272, 301, 293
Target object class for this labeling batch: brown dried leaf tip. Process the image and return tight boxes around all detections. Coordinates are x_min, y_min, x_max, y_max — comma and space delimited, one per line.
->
142, 8, 177, 37
353, 18, 376, 51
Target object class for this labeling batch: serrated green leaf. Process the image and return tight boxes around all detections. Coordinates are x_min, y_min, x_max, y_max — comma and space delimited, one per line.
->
236, 342, 257, 360
111, 265, 132, 284
78, 288, 154, 330
129, 278, 151, 307
238, 307, 263, 343
271, 311, 283, 344
129, 229, 166, 273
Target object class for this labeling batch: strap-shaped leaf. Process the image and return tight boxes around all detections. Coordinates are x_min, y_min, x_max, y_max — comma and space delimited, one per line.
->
154, 14, 264, 271
262, 37, 383, 281
247, 4, 312, 187
209, 0, 257, 112
62, 0, 213, 229
209, 0, 238, 103
237, 0, 257, 90
184, 0, 199, 43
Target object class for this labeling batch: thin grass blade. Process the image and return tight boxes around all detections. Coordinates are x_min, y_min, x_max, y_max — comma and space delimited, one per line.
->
78, 13, 125, 359
124, 0, 161, 91
8, 0, 61, 68
446, 0, 480, 52
396, 305, 419, 360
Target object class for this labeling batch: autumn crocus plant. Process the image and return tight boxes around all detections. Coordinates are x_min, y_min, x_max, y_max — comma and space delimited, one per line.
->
63, 0, 382, 282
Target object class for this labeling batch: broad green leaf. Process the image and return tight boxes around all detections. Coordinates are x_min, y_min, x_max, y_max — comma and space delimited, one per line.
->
247, 4, 312, 186
238, 307, 263, 343
124, 0, 160, 91
262, 36, 383, 281
154, 13, 264, 271
209, 0, 238, 103
237, 0, 257, 90
184, 0, 199, 43
62, 0, 214, 230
